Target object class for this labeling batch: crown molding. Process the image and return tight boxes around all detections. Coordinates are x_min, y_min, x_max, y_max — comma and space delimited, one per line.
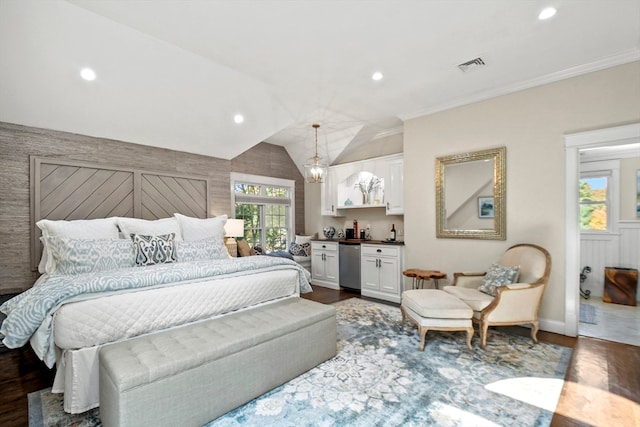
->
401, 49, 640, 121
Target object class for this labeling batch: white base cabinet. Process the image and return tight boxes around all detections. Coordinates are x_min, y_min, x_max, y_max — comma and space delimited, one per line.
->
311, 241, 339, 289
361, 244, 404, 303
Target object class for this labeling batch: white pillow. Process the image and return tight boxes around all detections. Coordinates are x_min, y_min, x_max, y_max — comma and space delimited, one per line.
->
116, 217, 183, 241
174, 213, 227, 241
36, 218, 120, 274
295, 235, 314, 245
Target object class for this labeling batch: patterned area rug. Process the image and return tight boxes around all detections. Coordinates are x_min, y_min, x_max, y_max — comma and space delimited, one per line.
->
29, 298, 571, 427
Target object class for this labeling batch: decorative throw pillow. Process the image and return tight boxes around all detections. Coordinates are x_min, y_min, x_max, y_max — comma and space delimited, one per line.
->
289, 242, 311, 257
237, 240, 255, 257
175, 237, 230, 262
478, 263, 520, 297
46, 236, 135, 275
131, 233, 177, 266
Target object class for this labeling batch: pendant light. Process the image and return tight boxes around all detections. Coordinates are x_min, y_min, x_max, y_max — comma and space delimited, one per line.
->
304, 123, 328, 183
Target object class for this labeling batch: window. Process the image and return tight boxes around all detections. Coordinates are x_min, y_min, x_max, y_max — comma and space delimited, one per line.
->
579, 173, 609, 231
231, 173, 295, 252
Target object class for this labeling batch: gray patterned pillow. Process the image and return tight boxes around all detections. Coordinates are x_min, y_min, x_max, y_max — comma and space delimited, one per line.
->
176, 237, 230, 262
46, 237, 135, 275
478, 263, 520, 297
289, 242, 311, 257
131, 233, 177, 266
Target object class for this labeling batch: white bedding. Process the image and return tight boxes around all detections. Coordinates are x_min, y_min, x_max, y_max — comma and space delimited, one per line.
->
54, 269, 298, 349
0, 215, 315, 413
52, 269, 300, 413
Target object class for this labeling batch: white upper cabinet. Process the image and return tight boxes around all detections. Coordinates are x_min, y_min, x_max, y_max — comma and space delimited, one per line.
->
320, 168, 337, 216
321, 154, 402, 216
385, 157, 404, 215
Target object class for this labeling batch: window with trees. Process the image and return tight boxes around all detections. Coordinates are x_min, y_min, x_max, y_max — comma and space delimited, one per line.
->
579, 173, 609, 231
231, 173, 295, 253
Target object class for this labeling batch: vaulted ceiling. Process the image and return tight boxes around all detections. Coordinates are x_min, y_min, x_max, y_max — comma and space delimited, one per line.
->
1, 1, 638, 175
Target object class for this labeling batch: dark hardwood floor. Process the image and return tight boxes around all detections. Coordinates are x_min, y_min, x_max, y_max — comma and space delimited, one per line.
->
1, 286, 638, 426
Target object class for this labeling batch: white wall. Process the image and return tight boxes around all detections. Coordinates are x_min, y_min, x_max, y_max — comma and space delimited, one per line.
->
403, 61, 640, 332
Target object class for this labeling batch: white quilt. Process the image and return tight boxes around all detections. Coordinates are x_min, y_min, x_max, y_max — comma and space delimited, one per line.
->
51, 268, 301, 413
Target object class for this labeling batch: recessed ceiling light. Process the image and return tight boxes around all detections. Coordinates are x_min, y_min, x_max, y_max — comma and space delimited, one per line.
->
233, 114, 244, 124
538, 7, 556, 20
80, 67, 96, 81
371, 71, 384, 81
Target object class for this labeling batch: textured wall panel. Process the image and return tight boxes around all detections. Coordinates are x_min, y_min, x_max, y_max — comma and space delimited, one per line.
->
32, 157, 209, 269
141, 173, 207, 220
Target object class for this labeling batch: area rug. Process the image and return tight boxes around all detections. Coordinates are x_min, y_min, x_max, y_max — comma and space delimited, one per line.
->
579, 303, 597, 324
28, 298, 571, 427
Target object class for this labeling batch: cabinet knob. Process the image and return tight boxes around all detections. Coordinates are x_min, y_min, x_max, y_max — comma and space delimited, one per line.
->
322, 245, 326, 248
376, 249, 382, 253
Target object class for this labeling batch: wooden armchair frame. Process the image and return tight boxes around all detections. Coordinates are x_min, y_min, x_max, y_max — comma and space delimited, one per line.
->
449, 244, 552, 348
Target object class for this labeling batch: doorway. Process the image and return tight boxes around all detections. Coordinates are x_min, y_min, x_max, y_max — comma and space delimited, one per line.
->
564, 123, 640, 345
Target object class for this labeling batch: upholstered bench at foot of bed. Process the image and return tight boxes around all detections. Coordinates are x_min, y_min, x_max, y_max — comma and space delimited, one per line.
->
401, 289, 474, 351
99, 298, 337, 427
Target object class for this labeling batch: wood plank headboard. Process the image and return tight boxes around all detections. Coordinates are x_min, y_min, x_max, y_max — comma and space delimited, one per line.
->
30, 157, 210, 270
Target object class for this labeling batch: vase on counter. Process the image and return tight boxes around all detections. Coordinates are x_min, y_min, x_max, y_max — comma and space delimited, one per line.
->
322, 226, 336, 240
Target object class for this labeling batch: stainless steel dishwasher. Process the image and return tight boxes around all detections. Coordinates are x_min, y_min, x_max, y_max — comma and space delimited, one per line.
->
339, 242, 361, 291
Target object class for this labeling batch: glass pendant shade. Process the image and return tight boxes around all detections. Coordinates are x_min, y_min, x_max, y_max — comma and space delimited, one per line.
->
304, 123, 328, 183
304, 156, 328, 183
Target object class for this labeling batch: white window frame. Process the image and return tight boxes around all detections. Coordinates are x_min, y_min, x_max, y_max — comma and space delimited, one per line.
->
230, 172, 296, 248
579, 159, 619, 235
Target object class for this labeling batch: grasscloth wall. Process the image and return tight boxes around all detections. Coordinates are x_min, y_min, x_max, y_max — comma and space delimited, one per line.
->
0, 122, 304, 293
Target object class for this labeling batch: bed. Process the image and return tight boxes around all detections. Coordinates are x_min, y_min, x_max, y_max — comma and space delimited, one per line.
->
0, 158, 313, 414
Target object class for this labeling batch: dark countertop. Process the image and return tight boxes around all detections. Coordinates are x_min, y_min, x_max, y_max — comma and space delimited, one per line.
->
312, 238, 404, 245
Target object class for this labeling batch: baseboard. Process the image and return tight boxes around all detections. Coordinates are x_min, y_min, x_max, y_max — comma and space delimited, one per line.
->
516, 317, 566, 336
539, 318, 566, 336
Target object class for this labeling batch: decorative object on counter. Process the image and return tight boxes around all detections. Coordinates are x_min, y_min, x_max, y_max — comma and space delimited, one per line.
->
322, 226, 336, 240
365, 225, 372, 240
344, 198, 353, 206
355, 176, 382, 205
345, 228, 355, 239
337, 228, 345, 239
389, 224, 396, 241
304, 123, 328, 184
353, 219, 358, 238
360, 230, 365, 239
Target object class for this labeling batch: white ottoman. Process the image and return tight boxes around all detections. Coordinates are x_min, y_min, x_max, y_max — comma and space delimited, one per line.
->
401, 289, 474, 351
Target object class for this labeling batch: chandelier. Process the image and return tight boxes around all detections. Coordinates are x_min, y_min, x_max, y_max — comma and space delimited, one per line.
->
304, 123, 328, 183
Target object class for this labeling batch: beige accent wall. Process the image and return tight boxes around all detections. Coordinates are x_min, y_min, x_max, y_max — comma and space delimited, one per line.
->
334, 133, 403, 165
621, 157, 640, 220
0, 123, 304, 293
404, 61, 640, 328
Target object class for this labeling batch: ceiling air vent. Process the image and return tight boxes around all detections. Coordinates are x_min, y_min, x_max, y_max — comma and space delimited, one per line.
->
458, 57, 485, 72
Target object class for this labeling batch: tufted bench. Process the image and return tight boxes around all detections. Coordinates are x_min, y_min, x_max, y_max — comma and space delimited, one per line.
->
401, 289, 474, 351
99, 298, 336, 427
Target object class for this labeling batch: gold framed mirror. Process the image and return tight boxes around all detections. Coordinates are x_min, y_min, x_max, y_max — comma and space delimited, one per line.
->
435, 146, 506, 240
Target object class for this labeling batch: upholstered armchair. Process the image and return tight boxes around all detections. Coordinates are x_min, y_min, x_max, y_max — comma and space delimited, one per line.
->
443, 243, 551, 349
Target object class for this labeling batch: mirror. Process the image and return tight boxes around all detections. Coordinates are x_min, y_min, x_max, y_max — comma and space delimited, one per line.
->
435, 147, 506, 240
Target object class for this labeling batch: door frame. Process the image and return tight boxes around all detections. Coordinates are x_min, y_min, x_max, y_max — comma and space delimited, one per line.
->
563, 123, 640, 336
